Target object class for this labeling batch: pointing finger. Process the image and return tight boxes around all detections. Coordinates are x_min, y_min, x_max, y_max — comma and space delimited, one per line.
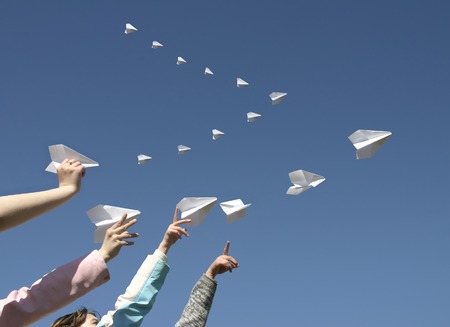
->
173, 207, 179, 223
223, 241, 230, 255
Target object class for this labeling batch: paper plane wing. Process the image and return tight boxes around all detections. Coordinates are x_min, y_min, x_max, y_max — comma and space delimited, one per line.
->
212, 129, 224, 140
177, 197, 217, 226
237, 78, 249, 87
152, 41, 163, 48
247, 112, 261, 122
177, 57, 187, 65
348, 130, 392, 159
124, 23, 137, 34
220, 199, 251, 223
87, 205, 141, 243
138, 154, 152, 164
204, 67, 214, 75
269, 92, 287, 105
287, 170, 325, 195
178, 145, 191, 154
46, 144, 99, 173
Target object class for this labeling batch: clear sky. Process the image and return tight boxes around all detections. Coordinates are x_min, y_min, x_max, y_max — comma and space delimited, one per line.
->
1, 1, 450, 326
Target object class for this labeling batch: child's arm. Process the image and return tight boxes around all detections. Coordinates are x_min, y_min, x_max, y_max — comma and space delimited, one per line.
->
0, 159, 85, 232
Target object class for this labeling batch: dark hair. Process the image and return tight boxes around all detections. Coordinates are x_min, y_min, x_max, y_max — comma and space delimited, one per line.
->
51, 307, 99, 327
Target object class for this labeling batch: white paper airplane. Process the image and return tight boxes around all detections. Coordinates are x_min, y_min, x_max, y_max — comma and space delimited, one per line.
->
247, 112, 262, 122
220, 199, 251, 223
178, 145, 191, 154
124, 23, 138, 34
137, 154, 152, 164
177, 57, 187, 65
152, 41, 163, 49
269, 92, 287, 105
176, 197, 217, 226
212, 129, 224, 140
87, 205, 141, 243
287, 170, 326, 195
45, 144, 99, 173
237, 78, 249, 87
348, 129, 392, 159
204, 67, 214, 76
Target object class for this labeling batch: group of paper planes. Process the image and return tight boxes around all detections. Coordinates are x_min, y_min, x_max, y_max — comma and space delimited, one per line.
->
87, 197, 250, 242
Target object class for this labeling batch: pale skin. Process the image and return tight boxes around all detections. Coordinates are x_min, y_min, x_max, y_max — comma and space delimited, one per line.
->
205, 241, 240, 280
0, 159, 85, 232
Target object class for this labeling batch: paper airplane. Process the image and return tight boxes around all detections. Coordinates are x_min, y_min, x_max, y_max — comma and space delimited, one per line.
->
204, 67, 214, 76
247, 112, 261, 122
220, 199, 251, 223
212, 129, 224, 140
237, 78, 249, 87
87, 205, 141, 243
152, 41, 163, 49
348, 129, 392, 159
177, 57, 187, 65
287, 170, 326, 195
45, 144, 99, 173
178, 145, 191, 154
176, 197, 217, 226
124, 23, 138, 34
269, 92, 287, 105
137, 154, 152, 164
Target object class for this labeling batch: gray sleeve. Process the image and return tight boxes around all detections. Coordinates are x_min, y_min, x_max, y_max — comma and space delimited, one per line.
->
175, 274, 218, 327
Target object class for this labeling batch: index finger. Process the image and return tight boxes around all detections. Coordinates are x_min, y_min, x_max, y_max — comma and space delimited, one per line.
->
112, 214, 128, 229
223, 241, 230, 255
173, 207, 179, 223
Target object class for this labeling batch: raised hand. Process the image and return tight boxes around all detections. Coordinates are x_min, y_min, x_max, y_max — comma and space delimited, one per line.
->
205, 241, 240, 280
158, 207, 191, 255
57, 159, 86, 194
99, 214, 139, 263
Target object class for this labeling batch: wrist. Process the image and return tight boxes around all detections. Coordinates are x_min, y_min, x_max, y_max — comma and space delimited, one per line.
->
58, 184, 79, 196
205, 268, 216, 280
157, 241, 171, 255
99, 248, 111, 263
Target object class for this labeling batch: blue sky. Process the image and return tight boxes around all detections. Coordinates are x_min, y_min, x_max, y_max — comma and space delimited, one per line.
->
1, 1, 450, 326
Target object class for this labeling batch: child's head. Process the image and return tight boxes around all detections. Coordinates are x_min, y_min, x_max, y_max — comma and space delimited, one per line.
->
51, 307, 99, 327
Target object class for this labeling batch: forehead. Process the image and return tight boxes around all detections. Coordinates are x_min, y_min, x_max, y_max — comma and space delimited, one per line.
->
85, 313, 99, 325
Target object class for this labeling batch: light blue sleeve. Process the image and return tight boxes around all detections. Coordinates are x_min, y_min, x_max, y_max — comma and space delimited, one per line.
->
97, 250, 170, 327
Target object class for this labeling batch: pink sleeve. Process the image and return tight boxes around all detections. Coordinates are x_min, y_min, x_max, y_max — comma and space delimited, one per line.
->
0, 250, 110, 327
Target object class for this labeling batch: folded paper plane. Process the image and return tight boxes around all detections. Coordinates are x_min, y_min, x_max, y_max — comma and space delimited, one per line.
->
152, 41, 163, 49
137, 154, 152, 164
204, 67, 214, 76
176, 197, 217, 226
270, 92, 287, 105
87, 205, 141, 243
212, 129, 224, 140
247, 112, 261, 122
45, 144, 99, 173
177, 57, 187, 65
348, 129, 392, 159
287, 170, 325, 195
124, 23, 138, 34
220, 199, 251, 223
237, 78, 249, 87
178, 145, 191, 154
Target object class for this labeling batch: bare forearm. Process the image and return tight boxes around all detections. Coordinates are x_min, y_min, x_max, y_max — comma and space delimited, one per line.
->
0, 186, 77, 232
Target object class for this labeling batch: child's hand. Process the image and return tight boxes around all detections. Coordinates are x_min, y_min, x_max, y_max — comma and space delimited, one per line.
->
99, 214, 139, 263
57, 159, 86, 194
158, 207, 191, 254
205, 241, 239, 279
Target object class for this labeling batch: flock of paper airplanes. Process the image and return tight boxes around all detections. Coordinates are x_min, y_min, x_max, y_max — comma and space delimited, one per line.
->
176, 197, 251, 226
45, 144, 99, 173
287, 170, 326, 195
87, 205, 141, 243
348, 129, 392, 159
